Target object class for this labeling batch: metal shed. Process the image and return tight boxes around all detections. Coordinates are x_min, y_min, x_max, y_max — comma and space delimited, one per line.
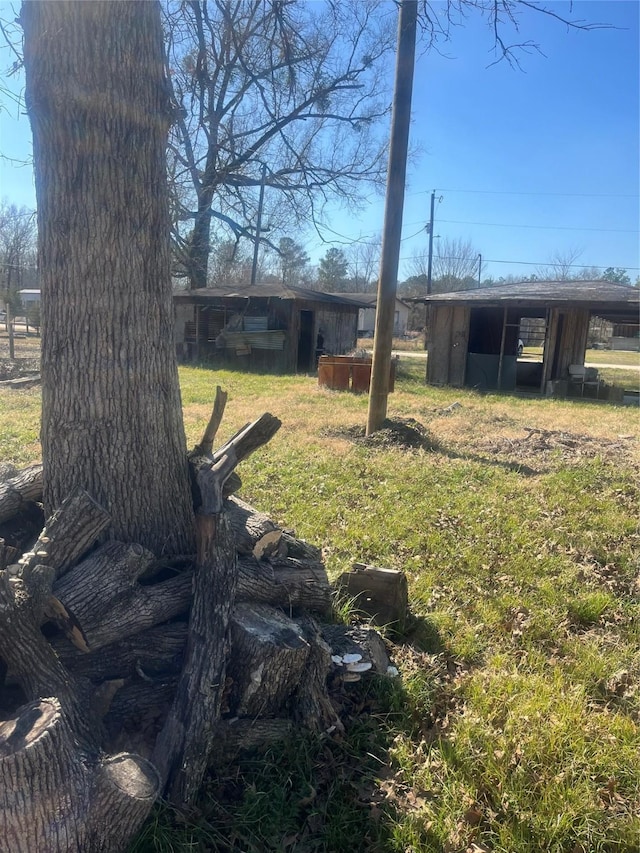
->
173, 284, 366, 373
411, 281, 639, 396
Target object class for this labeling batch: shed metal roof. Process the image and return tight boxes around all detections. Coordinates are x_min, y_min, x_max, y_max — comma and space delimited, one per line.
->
328, 292, 410, 308
173, 284, 369, 308
407, 280, 639, 323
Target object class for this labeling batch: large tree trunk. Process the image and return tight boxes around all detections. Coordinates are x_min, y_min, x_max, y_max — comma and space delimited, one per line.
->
22, 0, 195, 555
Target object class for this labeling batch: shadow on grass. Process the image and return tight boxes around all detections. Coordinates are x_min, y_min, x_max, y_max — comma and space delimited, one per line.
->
130, 686, 415, 852
130, 613, 452, 853
329, 420, 539, 478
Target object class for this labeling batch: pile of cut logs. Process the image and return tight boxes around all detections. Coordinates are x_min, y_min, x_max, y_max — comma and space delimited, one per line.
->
0, 389, 392, 853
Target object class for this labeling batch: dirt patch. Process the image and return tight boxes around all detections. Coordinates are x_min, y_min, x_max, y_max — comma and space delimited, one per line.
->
478, 427, 638, 472
327, 417, 439, 451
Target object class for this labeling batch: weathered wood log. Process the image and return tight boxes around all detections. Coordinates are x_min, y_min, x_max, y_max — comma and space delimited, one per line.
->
19, 487, 111, 579
188, 400, 281, 516
104, 677, 179, 758
227, 602, 313, 718
0, 539, 19, 571
53, 622, 189, 683
292, 615, 343, 733
213, 412, 282, 468
53, 542, 192, 652
278, 531, 322, 562
219, 717, 296, 761
186, 394, 251, 498
0, 566, 89, 742
335, 563, 408, 632
152, 505, 238, 806
238, 554, 331, 613
0, 464, 43, 524
189, 385, 228, 457
54, 552, 331, 680
0, 698, 159, 853
86, 753, 159, 853
226, 495, 282, 558
322, 624, 392, 677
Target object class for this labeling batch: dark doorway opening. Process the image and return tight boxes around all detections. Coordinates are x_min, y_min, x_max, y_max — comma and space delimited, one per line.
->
297, 310, 314, 372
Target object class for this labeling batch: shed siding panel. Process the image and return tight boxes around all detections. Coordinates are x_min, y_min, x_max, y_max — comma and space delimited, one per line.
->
317, 306, 358, 356
559, 309, 590, 376
427, 305, 454, 385
449, 306, 470, 386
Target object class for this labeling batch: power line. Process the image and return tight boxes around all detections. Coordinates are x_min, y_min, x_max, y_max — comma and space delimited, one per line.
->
436, 218, 637, 234
410, 187, 640, 199
399, 253, 640, 271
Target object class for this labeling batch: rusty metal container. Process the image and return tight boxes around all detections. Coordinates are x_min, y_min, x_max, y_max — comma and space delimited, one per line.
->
318, 355, 350, 390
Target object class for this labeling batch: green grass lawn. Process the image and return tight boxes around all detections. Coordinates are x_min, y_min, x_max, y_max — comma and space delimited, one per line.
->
1, 365, 639, 852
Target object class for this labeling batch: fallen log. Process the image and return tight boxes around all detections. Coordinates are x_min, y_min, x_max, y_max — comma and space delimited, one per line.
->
0, 565, 87, 739
52, 542, 191, 652
152, 508, 238, 805
219, 717, 296, 761
278, 530, 322, 562
0, 464, 43, 524
237, 554, 331, 613
53, 551, 331, 682
0, 698, 159, 853
19, 487, 110, 579
226, 495, 282, 558
104, 677, 179, 758
227, 602, 313, 718
53, 622, 189, 683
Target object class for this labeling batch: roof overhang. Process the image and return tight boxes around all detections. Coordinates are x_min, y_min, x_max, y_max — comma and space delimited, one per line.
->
407, 281, 639, 324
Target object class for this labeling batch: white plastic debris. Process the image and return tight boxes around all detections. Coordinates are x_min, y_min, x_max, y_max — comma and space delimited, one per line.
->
346, 661, 372, 673
341, 653, 362, 664
386, 665, 400, 677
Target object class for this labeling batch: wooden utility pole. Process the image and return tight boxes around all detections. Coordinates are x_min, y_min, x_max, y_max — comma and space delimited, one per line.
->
426, 190, 436, 295
366, 0, 417, 435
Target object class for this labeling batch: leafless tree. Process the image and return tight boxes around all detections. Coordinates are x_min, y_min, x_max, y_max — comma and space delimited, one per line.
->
0, 201, 37, 315
408, 236, 480, 291
208, 238, 253, 288
415, 0, 608, 69
164, 0, 395, 289
347, 236, 381, 292
535, 246, 585, 280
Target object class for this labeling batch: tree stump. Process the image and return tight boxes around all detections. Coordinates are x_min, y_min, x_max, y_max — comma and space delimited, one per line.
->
0, 698, 159, 853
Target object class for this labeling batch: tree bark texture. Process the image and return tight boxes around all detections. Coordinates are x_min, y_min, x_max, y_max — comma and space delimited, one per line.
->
152, 512, 237, 806
52, 541, 190, 652
0, 698, 159, 853
0, 465, 42, 525
22, 1, 195, 555
18, 488, 110, 580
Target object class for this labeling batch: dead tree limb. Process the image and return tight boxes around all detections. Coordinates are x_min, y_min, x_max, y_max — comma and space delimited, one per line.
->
53, 542, 191, 652
19, 487, 110, 579
152, 506, 238, 806
0, 465, 43, 524
189, 385, 228, 456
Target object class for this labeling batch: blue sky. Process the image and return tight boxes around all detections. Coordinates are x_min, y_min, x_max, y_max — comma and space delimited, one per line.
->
1, 0, 638, 282
313, 0, 640, 280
